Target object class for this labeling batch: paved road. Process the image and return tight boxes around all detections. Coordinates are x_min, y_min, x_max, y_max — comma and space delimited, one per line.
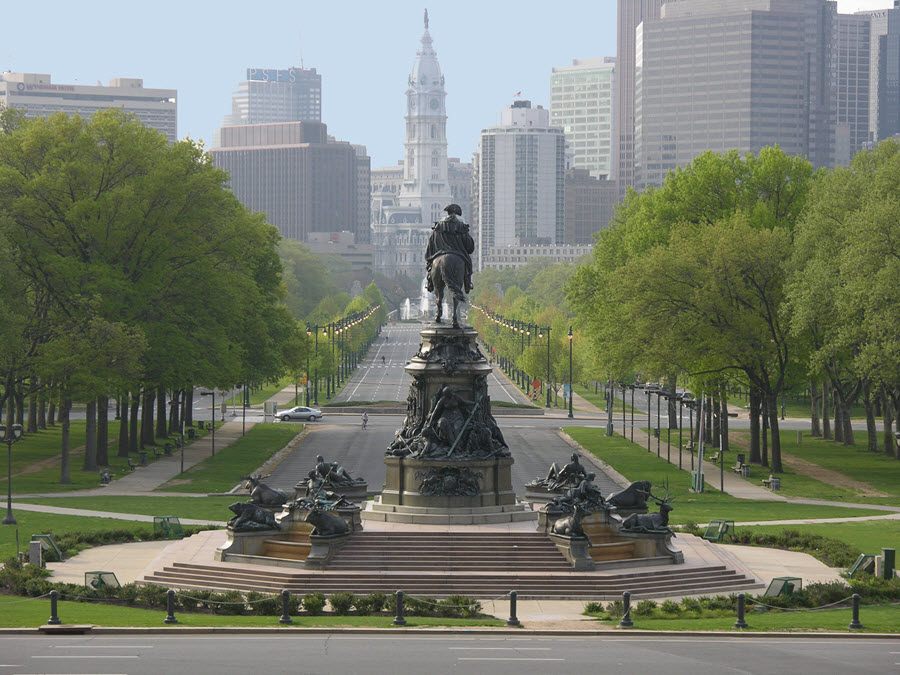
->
331, 322, 530, 406
1, 634, 895, 674
265, 415, 622, 496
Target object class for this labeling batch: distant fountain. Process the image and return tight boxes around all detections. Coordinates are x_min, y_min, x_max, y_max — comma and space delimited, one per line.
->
401, 298, 412, 321
419, 277, 431, 318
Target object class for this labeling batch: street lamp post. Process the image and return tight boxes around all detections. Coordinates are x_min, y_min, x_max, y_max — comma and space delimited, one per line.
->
544, 326, 552, 408
646, 389, 651, 452
1, 423, 23, 525
315, 325, 321, 405
305, 324, 312, 406
200, 391, 216, 457
169, 396, 186, 474
567, 326, 574, 419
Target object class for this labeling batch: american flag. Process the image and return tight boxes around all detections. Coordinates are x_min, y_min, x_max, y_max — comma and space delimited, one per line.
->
513, 91, 522, 98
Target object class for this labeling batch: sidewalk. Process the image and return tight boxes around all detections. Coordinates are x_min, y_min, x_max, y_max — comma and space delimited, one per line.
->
15, 421, 252, 498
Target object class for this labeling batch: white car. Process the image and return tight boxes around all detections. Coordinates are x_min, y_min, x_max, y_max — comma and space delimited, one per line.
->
279, 406, 322, 422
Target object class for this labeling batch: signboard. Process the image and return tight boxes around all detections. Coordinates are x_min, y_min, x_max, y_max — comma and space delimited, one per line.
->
247, 68, 302, 83
532, 379, 541, 390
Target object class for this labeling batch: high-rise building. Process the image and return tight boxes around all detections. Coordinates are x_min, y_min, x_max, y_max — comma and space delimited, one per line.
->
209, 122, 364, 244
835, 13, 872, 166
859, 2, 900, 143
213, 67, 321, 148
371, 11, 456, 282
615, 0, 665, 192
550, 57, 617, 180
473, 100, 566, 272
564, 169, 619, 245
0, 72, 177, 141
632, 0, 842, 188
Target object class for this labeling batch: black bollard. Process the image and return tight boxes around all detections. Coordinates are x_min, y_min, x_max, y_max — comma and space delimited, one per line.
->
619, 591, 634, 628
506, 591, 521, 627
164, 589, 178, 624
47, 590, 61, 625
392, 590, 407, 626
848, 593, 863, 630
733, 593, 748, 629
279, 590, 293, 625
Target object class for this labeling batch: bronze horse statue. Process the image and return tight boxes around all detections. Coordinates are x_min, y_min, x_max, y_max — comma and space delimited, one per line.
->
425, 204, 474, 329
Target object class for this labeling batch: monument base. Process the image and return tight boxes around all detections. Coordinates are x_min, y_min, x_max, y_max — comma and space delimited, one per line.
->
381, 455, 516, 508
362, 496, 537, 525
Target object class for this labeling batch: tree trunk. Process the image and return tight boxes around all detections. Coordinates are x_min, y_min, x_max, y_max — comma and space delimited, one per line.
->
118, 394, 130, 458
712, 396, 721, 449
882, 387, 896, 458
47, 398, 56, 428
704, 401, 713, 444
863, 381, 878, 453
129, 394, 140, 453
37, 390, 46, 430
666, 375, 678, 428
749, 388, 761, 463
15, 393, 23, 426
156, 388, 168, 439
720, 395, 730, 452
27, 396, 37, 433
810, 380, 821, 437
833, 384, 844, 443
83, 398, 98, 472
141, 389, 154, 448
761, 395, 769, 468
97, 396, 109, 466
185, 387, 194, 426
767, 390, 783, 473
59, 397, 71, 484
822, 380, 832, 440
169, 391, 179, 434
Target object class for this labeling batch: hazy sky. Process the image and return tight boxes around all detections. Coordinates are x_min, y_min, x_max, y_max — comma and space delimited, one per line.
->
3, 0, 893, 168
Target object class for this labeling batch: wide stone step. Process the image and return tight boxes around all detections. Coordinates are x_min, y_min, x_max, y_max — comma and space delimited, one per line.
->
141, 561, 758, 599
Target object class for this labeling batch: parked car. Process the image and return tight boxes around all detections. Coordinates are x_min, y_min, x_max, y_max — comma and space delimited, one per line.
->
279, 406, 322, 422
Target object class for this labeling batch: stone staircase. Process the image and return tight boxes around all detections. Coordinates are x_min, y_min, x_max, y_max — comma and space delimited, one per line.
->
141, 532, 759, 599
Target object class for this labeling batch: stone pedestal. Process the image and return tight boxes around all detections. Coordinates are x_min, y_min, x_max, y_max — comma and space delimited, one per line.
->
548, 533, 595, 571
381, 456, 516, 508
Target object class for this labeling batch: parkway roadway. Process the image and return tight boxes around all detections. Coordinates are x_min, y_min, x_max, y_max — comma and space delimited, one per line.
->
0, 634, 897, 675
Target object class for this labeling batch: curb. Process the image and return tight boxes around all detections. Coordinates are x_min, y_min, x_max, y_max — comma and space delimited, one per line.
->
1, 627, 897, 638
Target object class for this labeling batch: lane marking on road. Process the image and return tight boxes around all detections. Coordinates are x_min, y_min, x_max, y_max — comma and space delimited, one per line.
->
33, 655, 140, 659
458, 658, 565, 662
50, 645, 153, 649
448, 647, 551, 651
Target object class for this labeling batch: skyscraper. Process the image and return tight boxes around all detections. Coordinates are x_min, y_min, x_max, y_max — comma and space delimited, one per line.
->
474, 100, 566, 271
632, 0, 845, 188
859, 2, 900, 143
615, 0, 665, 192
213, 66, 321, 147
0, 72, 177, 141
551, 57, 617, 180
371, 11, 456, 281
209, 122, 364, 244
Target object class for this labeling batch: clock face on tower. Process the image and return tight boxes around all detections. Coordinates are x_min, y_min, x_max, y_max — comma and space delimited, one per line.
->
430, 98, 439, 110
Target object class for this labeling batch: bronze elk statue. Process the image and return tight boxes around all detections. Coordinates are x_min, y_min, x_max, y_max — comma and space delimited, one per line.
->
243, 474, 288, 507
620, 485, 675, 533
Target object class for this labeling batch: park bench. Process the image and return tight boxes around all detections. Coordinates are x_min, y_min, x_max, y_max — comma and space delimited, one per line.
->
99, 470, 112, 485
126, 457, 138, 471
762, 475, 781, 491
151, 446, 163, 458
164, 443, 174, 456
731, 463, 750, 478
708, 452, 721, 463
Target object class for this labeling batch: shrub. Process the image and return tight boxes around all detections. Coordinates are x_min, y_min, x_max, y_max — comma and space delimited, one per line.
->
583, 601, 605, 615
329, 592, 355, 616
605, 599, 624, 618
303, 592, 326, 615
353, 596, 374, 616
209, 590, 246, 615
633, 600, 657, 616
118, 583, 139, 606
136, 584, 168, 609
246, 591, 279, 616
676, 521, 702, 536
680, 597, 702, 613
367, 591, 388, 613
442, 595, 481, 618
659, 600, 680, 614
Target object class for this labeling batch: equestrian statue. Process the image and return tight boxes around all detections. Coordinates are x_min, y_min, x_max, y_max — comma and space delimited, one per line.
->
425, 204, 474, 328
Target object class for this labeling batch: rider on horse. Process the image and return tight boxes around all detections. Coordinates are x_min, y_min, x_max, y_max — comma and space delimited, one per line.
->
425, 204, 474, 295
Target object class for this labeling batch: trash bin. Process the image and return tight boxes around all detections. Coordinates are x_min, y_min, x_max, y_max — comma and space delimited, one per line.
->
736, 453, 746, 466
770, 477, 781, 491
139, 451, 148, 466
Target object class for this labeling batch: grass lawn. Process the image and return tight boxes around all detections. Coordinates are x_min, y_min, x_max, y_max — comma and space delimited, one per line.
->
577, 385, 640, 416
565, 428, 889, 524
15, 496, 236, 521
0, 422, 95, 476
0, 596, 504, 628
155, 424, 300, 494
244, 376, 292, 407
588, 604, 899, 633
0, 514, 164, 560
737, 520, 900, 556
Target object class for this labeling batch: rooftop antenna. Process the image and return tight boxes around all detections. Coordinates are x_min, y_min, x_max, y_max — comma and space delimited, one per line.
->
299, 26, 304, 69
